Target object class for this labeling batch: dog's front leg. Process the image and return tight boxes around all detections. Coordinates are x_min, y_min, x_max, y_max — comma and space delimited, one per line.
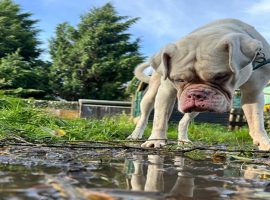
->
141, 79, 176, 148
241, 88, 270, 150
178, 112, 198, 144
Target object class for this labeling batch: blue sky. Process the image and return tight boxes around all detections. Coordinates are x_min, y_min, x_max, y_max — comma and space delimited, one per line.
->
15, 0, 270, 61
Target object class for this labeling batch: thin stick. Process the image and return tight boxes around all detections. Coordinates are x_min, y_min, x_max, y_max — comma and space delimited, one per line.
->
0, 141, 268, 154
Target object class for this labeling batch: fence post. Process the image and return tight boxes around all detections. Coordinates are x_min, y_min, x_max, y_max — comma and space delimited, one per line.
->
228, 108, 246, 130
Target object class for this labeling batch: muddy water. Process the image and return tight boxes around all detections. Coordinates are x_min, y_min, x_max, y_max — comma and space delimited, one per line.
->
0, 145, 270, 199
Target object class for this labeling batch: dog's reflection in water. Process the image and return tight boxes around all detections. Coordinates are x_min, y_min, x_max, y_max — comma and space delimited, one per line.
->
128, 155, 194, 198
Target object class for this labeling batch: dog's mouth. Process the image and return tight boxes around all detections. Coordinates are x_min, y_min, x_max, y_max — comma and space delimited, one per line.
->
208, 84, 232, 103
179, 84, 232, 113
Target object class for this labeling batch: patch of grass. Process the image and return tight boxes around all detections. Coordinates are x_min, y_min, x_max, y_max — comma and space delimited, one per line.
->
188, 122, 251, 146
0, 95, 252, 147
64, 114, 135, 141
0, 96, 68, 142
0, 95, 138, 142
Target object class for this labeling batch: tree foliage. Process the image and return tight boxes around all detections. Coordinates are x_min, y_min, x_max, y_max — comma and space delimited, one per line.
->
49, 3, 143, 100
49, 22, 80, 99
0, 0, 41, 61
0, 0, 50, 97
0, 50, 50, 91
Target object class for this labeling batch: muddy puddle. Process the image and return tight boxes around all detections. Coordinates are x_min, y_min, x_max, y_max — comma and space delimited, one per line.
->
0, 144, 270, 199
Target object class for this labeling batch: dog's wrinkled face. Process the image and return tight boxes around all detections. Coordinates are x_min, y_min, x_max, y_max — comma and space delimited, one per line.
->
169, 57, 234, 113
151, 33, 262, 113
169, 45, 233, 113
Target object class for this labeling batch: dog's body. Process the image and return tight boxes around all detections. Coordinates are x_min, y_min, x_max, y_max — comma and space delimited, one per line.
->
128, 19, 270, 150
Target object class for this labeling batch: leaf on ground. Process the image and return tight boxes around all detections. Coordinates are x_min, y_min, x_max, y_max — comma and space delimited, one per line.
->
46, 175, 84, 199
230, 155, 254, 162
77, 188, 116, 200
41, 127, 66, 137
212, 153, 226, 163
54, 129, 66, 137
0, 151, 9, 155
259, 174, 270, 179
47, 179, 69, 199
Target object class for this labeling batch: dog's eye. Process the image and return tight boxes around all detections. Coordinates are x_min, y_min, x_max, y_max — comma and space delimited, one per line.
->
213, 73, 229, 82
174, 79, 185, 83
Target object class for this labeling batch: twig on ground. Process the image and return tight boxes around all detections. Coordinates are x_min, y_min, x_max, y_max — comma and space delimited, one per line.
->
0, 140, 268, 154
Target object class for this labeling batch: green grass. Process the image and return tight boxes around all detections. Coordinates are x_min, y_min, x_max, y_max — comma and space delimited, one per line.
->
145, 122, 251, 147
0, 95, 253, 147
187, 123, 251, 146
0, 95, 136, 142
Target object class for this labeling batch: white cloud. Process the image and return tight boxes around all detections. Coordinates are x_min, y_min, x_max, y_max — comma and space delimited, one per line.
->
246, 0, 270, 14
113, 0, 188, 39
110, 0, 196, 55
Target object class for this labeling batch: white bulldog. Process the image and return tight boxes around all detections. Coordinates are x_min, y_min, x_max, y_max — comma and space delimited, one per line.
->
128, 19, 270, 150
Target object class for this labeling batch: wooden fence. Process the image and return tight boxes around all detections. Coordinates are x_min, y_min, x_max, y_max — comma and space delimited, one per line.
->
79, 99, 131, 119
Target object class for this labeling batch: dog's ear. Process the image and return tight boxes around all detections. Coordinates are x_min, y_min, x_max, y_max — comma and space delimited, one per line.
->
151, 43, 177, 79
220, 33, 262, 74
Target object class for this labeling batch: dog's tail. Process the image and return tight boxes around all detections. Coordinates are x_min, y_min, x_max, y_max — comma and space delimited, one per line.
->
134, 62, 151, 84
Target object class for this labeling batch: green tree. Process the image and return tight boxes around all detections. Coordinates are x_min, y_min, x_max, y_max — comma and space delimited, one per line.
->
0, 50, 49, 90
0, 0, 41, 61
49, 3, 143, 100
0, 0, 50, 97
49, 22, 80, 99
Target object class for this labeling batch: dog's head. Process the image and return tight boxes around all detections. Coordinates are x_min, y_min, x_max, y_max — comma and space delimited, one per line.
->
151, 33, 262, 113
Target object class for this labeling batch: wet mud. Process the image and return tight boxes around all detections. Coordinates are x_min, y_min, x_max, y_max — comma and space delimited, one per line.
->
0, 144, 270, 199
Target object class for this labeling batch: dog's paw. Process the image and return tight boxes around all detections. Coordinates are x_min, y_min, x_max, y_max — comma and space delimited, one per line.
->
252, 134, 270, 151
126, 131, 143, 140
178, 139, 192, 145
127, 134, 140, 140
254, 140, 270, 151
141, 139, 167, 148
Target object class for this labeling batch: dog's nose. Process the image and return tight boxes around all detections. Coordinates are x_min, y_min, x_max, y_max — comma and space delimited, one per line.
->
187, 90, 208, 101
